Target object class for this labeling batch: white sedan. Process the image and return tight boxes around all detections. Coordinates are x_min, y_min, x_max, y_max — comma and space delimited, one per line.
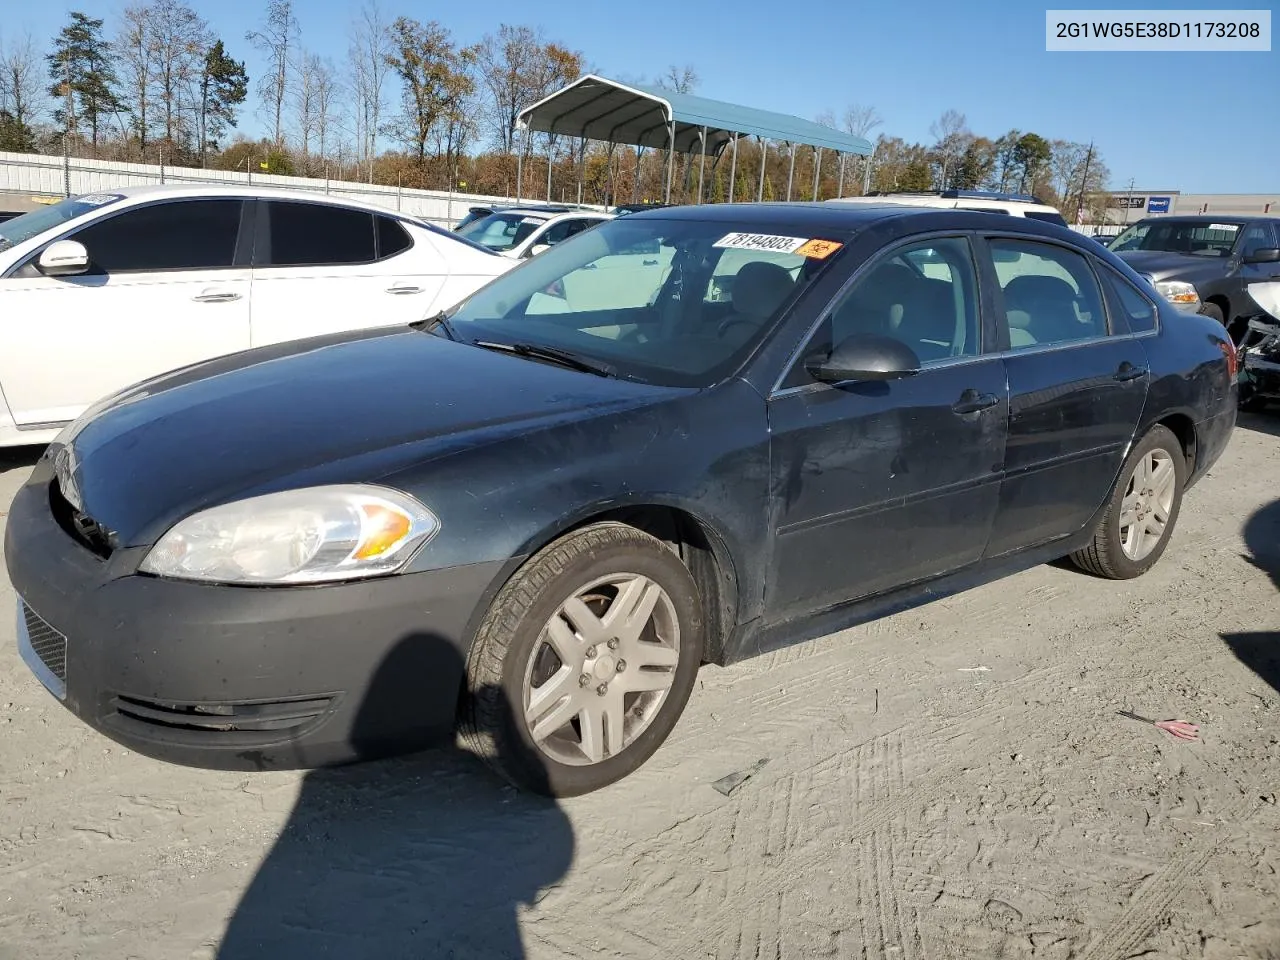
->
456, 207, 614, 259
0, 184, 513, 447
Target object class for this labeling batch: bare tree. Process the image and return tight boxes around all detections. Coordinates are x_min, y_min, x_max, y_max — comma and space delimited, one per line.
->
0, 33, 45, 137
841, 103, 883, 140
150, 0, 210, 151
472, 25, 547, 155
347, 0, 389, 166
929, 108, 970, 189
294, 49, 318, 158
384, 16, 472, 166
115, 7, 156, 154
659, 63, 698, 94
313, 56, 339, 165
246, 0, 297, 146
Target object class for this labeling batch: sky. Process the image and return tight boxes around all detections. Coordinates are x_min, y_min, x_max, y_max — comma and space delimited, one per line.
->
5, 0, 1277, 193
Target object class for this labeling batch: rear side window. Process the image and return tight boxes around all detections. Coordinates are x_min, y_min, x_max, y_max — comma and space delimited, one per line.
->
1024, 210, 1069, 227
990, 238, 1108, 347
71, 199, 243, 273
376, 216, 413, 258
1100, 265, 1158, 333
265, 202, 376, 266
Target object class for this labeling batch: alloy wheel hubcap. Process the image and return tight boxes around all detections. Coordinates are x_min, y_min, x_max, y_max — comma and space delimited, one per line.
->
522, 574, 680, 766
1119, 450, 1176, 561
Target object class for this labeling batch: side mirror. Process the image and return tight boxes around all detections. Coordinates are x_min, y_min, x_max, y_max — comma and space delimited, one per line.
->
527, 243, 552, 258
37, 240, 90, 277
805, 334, 921, 383
1244, 247, 1280, 264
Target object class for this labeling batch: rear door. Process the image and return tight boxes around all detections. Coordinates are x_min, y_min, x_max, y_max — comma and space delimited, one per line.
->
0, 197, 250, 426
249, 200, 446, 347
979, 234, 1150, 558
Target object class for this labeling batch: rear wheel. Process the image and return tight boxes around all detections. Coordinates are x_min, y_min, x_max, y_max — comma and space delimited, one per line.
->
462, 522, 704, 796
1070, 425, 1186, 579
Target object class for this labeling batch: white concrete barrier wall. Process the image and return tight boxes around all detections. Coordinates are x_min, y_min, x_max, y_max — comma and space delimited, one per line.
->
0, 150, 605, 227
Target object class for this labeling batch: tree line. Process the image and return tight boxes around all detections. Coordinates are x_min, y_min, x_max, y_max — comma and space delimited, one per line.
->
0, 4, 1112, 215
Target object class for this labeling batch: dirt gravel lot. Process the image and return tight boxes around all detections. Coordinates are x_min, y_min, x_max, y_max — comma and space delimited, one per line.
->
1, 417, 1278, 960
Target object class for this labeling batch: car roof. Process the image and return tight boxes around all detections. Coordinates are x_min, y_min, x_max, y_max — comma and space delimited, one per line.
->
1129, 214, 1279, 224
626, 201, 951, 230
78, 183, 426, 220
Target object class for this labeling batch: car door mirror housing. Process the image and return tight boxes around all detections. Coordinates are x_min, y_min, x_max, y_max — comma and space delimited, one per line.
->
527, 243, 552, 258
37, 240, 90, 277
805, 334, 922, 383
1243, 247, 1280, 264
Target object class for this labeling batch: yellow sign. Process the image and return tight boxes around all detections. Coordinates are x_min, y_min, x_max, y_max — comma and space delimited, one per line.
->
259, 161, 270, 170
795, 239, 844, 260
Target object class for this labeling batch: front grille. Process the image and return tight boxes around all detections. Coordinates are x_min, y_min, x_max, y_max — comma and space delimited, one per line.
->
23, 604, 68, 682
112, 694, 335, 735
49, 482, 114, 559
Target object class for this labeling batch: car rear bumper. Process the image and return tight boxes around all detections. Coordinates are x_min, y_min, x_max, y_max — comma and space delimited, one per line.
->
4, 474, 506, 771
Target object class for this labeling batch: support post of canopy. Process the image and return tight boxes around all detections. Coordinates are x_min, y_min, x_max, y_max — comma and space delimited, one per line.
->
546, 140, 554, 201
757, 137, 767, 202
664, 120, 676, 203
786, 143, 796, 201
696, 126, 707, 204
836, 153, 845, 198
812, 146, 822, 201
728, 134, 738, 204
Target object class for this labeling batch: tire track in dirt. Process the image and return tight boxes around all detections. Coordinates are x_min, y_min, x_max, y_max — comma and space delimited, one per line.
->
1077, 794, 1267, 960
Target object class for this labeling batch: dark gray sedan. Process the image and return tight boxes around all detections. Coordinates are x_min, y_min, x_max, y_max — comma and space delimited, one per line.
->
6, 203, 1238, 796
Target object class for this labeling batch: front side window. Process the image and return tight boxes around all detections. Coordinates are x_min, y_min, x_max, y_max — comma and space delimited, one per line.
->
70, 199, 243, 274
780, 236, 980, 389
990, 238, 1107, 348
441, 218, 847, 387
264, 202, 376, 266
1239, 222, 1277, 259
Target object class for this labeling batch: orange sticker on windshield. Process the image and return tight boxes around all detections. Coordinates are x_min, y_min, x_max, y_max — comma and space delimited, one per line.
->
795, 239, 843, 260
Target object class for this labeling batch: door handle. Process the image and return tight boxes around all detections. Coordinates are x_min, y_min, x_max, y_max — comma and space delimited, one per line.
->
951, 389, 1000, 415
192, 290, 242, 303
385, 285, 423, 295
1114, 361, 1147, 382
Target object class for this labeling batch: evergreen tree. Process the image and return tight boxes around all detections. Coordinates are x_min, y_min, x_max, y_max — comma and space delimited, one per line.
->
47, 12, 123, 147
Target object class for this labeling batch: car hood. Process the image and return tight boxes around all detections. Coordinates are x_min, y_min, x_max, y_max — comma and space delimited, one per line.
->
56, 327, 679, 547
1114, 249, 1227, 283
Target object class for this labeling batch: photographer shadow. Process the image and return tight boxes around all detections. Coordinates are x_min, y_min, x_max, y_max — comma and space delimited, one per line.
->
216, 632, 573, 960
1221, 498, 1280, 697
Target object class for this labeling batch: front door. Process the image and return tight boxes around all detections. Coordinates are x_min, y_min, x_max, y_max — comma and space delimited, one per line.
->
0, 198, 250, 426
766, 235, 1009, 619
980, 235, 1150, 558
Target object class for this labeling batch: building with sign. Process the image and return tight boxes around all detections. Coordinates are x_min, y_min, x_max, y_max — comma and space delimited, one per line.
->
1097, 190, 1278, 226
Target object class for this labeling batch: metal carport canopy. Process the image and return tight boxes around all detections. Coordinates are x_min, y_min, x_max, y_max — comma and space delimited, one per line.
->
515, 74, 873, 156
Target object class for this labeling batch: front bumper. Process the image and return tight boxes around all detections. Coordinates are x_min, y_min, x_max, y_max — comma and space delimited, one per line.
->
1242, 354, 1280, 399
4, 471, 508, 771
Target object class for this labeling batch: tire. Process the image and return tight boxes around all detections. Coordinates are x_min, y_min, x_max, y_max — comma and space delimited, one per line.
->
1070, 425, 1186, 579
461, 522, 704, 797
1200, 302, 1225, 326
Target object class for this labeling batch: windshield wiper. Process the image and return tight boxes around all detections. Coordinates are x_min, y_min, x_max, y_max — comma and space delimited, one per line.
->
410, 310, 459, 340
472, 340, 616, 378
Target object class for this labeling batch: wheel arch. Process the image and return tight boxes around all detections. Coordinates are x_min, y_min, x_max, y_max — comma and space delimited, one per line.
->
494, 499, 744, 666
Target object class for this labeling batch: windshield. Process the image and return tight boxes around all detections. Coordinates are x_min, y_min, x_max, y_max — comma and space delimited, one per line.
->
440, 216, 849, 387
457, 211, 548, 251
1111, 219, 1243, 257
0, 193, 126, 252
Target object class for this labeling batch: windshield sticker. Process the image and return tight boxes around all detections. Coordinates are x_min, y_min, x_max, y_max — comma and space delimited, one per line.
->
714, 232, 809, 254
795, 239, 844, 260
1208, 223, 1238, 232
521, 217, 547, 226
77, 193, 124, 206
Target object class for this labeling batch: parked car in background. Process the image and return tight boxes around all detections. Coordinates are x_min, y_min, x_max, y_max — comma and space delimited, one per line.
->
830, 189, 1070, 226
1237, 281, 1280, 411
1108, 215, 1280, 342
0, 185, 512, 447
612, 202, 670, 216
6, 202, 1236, 797
455, 207, 614, 259
452, 202, 581, 232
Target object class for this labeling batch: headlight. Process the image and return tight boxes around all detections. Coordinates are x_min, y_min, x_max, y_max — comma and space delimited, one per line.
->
1153, 280, 1200, 307
139, 484, 439, 584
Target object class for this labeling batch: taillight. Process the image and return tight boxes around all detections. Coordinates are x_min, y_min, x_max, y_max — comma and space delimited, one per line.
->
1218, 337, 1238, 379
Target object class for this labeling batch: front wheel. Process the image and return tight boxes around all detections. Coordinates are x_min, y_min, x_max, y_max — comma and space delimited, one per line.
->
1070, 425, 1186, 579
462, 522, 704, 797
